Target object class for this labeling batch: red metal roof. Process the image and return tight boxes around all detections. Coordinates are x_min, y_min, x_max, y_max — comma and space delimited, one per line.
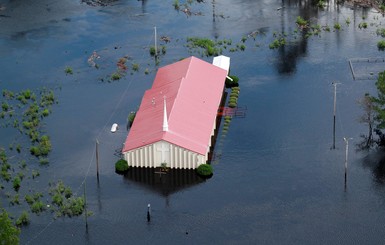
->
122, 56, 228, 155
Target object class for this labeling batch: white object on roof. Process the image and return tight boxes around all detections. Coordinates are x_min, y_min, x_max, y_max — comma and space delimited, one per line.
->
111, 123, 118, 133
212, 55, 230, 73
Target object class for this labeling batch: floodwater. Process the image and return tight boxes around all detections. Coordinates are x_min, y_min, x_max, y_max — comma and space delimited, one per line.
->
1, 0, 385, 244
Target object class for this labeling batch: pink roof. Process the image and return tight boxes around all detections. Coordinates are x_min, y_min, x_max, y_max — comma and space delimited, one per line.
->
122, 56, 228, 155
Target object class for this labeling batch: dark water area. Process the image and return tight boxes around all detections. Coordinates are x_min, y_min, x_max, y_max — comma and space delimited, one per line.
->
2, 0, 385, 244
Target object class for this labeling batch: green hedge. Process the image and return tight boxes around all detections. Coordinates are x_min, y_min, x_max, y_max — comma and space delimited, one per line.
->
115, 159, 129, 173
225, 75, 239, 88
196, 164, 213, 177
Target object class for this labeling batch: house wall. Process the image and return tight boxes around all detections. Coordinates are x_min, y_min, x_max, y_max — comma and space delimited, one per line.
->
123, 141, 206, 169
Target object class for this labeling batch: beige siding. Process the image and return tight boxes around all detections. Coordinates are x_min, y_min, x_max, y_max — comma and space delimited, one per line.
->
123, 140, 208, 169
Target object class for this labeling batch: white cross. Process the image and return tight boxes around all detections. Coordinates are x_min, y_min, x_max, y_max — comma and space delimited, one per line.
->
157, 142, 169, 162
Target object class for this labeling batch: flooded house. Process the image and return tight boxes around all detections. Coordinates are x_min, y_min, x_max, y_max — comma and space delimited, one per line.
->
122, 55, 230, 169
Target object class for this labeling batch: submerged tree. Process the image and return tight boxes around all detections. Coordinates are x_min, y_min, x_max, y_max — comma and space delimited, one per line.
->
370, 71, 385, 147
357, 93, 375, 150
0, 208, 20, 244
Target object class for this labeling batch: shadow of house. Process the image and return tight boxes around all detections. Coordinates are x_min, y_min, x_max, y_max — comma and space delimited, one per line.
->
123, 168, 205, 197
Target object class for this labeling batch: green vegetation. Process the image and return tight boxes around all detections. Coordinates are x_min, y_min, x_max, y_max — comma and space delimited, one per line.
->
228, 86, 240, 108
30, 135, 52, 157
65, 66, 73, 75
32, 170, 40, 179
358, 22, 368, 29
366, 71, 385, 148
376, 28, 385, 37
132, 63, 139, 71
225, 75, 239, 88
48, 180, 85, 217
160, 162, 169, 172
10, 194, 20, 206
115, 159, 129, 173
0, 208, 20, 244
334, 23, 341, 30
186, 37, 220, 56
317, 0, 325, 8
173, 0, 180, 10
12, 176, 21, 192
31, 200, 45, 214
377, 40, 385, 51
111, 72, 122, 81
345, 17, 351, 25
16, 211, 29, 227
296, 16, 308, 28
269, 37, 286, 49
128, 111, 136, 128
196, 164, 213, 177
149, 46, 156, 56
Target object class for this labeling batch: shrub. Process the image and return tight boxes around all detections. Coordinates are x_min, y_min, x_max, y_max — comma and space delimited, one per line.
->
111, 72, 122, 81
296, 16, 308, 27
196, 164, 213, 177
269, 38, 286, 49
334, 23, 341, 30
225, 75, 239, 88
10, 194, 20, 205
41, 108, 50, 117
132, 63, 139, 71
52, 193, 63, 206
377, 28, 385, 37
173, 0, 180, 10
115, 159, 129, 173
32, 170, 40, 179
378, 40, 385, 51
30, 146, 41, 156
128, 111, 136, 127
149, 46, 157, 56
358, 22, 368, 29
39, 157, 49, 165
65, 67, 73, 75
2, 102, 9, 112
31, 200, 44, 214
63, 197, 85, 217
228, 102, 237, 108
24, 195, 34, 205
16, 211, 29, 227
13, 177, 21, 191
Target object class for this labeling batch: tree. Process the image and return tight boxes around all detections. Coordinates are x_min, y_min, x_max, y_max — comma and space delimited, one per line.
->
370, 71, 385, 146
0, 208, 20, 245
357, 93, 375, 150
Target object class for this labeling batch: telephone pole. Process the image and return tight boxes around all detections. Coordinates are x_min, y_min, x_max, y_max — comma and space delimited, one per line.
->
343, 137, 352, 190
332, 82, 340, 149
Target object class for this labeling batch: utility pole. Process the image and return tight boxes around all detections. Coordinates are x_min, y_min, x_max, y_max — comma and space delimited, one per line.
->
343, 137, 352, 190
332, 82, 340, 149
96, 139, 99, 183
84, 181, 88, 229
154, 26, 157, 57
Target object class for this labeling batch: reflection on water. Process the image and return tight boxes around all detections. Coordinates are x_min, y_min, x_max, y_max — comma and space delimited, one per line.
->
123, 168, 205, 196
362, 150, 385, 185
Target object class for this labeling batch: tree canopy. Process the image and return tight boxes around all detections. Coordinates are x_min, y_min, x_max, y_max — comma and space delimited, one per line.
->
0, 208, 20, 245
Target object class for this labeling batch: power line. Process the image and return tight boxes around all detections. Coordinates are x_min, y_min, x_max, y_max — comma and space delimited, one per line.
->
26, 27, 156, 244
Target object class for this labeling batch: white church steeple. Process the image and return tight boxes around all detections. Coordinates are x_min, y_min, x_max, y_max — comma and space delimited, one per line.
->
163, 96, 168, 132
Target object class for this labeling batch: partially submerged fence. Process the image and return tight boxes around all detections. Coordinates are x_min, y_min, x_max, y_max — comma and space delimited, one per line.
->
349, 57, 385, 80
